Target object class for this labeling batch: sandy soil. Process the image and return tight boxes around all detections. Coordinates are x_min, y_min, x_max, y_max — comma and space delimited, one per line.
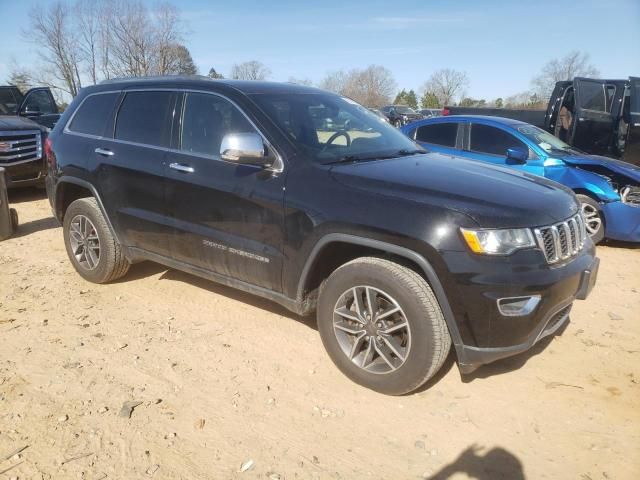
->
1, 189, 639, 480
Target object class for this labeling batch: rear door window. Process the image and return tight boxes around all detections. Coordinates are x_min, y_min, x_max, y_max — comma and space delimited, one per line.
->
469, 124, 527, 155
415, 123, 458, 147
68, 93, 119, 137
115, 91, 175, 147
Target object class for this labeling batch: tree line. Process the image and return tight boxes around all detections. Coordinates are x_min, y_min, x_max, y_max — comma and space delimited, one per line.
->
207, 51, 599, 111
6, 0, 599, 112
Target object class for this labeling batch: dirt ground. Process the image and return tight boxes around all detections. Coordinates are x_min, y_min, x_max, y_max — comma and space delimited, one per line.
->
1, 189, 639, 480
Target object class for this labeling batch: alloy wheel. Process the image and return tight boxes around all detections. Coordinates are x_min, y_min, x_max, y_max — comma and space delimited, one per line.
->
581, 203, 602, 237
332, 286, 411, 374
68, 214, 101, 270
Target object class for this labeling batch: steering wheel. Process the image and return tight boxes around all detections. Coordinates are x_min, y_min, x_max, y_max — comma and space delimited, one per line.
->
322, 130, 351, 151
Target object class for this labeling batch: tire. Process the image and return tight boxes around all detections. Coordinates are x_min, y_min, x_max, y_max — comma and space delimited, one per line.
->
317, 257, 451, 395
63, 198, 130, 283
393, 119, 403, 128
576, 194, 605, 244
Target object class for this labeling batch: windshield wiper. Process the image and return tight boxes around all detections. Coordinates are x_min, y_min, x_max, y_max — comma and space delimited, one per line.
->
326, 149, 427, 165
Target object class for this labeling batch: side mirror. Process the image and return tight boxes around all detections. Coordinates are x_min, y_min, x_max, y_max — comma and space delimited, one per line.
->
506, 147, 528, 164
220, 132, 272, 166
22, 105, 42, 116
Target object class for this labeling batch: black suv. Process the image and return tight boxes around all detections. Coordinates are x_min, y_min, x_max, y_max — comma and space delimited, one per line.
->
46, 77, 599, 394
381, 105, 424, 127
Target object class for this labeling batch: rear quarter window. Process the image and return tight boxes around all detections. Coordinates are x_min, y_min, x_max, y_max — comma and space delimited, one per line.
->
68, 93, 119, 137
415, 123, 458, 147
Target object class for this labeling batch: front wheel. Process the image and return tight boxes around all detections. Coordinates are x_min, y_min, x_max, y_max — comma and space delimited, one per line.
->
576, 194, 605, 244
317, 257, 451, 395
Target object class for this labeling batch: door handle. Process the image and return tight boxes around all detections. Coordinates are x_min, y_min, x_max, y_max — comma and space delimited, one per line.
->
169, 162, 195, 173
95, 148, 114, 156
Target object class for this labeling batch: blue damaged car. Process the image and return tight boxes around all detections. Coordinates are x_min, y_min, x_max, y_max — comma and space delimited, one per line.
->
401, 116, 640, 243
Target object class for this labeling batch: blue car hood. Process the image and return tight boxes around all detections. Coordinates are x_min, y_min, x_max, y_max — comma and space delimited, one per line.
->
559, 153, 640, 183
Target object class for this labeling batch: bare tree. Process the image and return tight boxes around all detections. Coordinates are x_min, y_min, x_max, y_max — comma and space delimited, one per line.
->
7, 66, 34, 92
97, 0, 114, 79
26, 1, 83, 96
319, 70, 348, 94
420, 69, 469, 107
230, 61, 271, 80
348, 65, 397, 107
25, 0, 193, 96
76, 0, 100, 84
106, 0, 156, 77
319, 65, 396, 107
153, 2, 183, 75
531, 51, 600, 99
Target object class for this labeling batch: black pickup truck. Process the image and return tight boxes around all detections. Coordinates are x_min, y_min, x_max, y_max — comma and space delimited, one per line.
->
0, 86, 60, 188
46, 77, 598, 394
444, 77, 640, 166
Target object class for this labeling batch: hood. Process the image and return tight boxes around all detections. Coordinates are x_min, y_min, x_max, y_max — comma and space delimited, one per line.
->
557, 153, 640, 183
0, 115, 44, 131
330, 152, 579, 228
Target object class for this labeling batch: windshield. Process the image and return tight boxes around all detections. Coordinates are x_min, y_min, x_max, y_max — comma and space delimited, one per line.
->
395, 106, 416, 114
517, 125, 575, 154
251, 93, 423, 163
0, 88, 22, 115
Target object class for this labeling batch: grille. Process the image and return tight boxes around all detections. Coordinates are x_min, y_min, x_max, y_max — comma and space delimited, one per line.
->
534, 213, 586, 264
0, 130, 42, 166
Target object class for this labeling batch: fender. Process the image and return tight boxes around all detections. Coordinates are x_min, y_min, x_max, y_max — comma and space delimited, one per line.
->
55, 176, 122, 245
296, 233, 465, 352
546, 166, 620, 203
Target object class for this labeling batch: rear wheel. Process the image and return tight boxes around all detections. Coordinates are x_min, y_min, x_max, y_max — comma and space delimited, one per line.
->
63, 198, 130, 283
576, 194, 605, 244
317, 257, 451, 395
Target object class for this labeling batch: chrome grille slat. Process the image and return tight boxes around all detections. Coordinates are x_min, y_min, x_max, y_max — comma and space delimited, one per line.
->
568, 218, 578, 254
0, 130, 42, 166
550, 226, 561, 263
534, 213, 586, 264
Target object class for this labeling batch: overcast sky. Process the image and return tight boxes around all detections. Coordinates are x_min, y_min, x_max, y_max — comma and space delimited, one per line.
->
1, 0, 639, 99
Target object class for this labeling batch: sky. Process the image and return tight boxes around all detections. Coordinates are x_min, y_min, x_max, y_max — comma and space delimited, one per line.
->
1, 0, 639, 100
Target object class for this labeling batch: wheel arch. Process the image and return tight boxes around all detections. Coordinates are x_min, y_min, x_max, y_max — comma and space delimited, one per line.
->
55, 177, 121, 244
297, 233, 464, 350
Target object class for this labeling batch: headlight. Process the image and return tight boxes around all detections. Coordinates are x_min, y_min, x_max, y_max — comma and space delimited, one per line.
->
460, 227, 535, 255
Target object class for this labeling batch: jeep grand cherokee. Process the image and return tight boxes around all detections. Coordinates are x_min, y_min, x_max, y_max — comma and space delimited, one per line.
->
45, 77, 599, 394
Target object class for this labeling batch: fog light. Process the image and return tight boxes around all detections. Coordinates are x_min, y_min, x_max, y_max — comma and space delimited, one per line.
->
497, 295, 541, 316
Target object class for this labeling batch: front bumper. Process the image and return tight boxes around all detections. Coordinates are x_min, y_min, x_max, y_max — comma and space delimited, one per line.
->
2, 159, 46, 188
602, 200, 640, 242
441, 244, 599, 374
